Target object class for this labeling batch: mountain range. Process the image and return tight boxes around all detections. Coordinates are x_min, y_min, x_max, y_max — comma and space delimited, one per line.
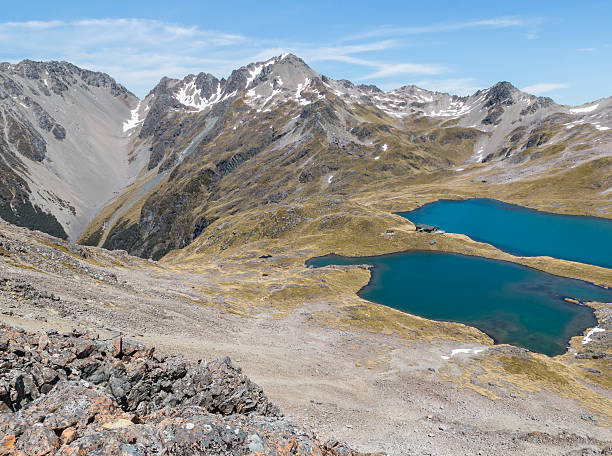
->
1, 54, 610, 259
1, 53, 611, 455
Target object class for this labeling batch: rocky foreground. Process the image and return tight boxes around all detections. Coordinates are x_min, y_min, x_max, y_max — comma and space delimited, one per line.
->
0, 323, 373, 455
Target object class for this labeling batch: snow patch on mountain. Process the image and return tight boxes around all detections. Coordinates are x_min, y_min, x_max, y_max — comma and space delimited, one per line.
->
474, 147, 486, 162
429, 99, 473, 117
246, 64, 264, 88
123, 101, 144, 132
175, 80, 223, 112
257, 88, 283, 112
441, 347, 485, 360
565, 118, 611, 131
296, 78, 311, 106
570, 104, 599, 114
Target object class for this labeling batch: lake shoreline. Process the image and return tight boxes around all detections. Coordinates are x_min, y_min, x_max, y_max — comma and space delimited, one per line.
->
396, 198, 612, 269
395, 197, 612, 223
307, 250, 608, 357
397, 198, 612, 269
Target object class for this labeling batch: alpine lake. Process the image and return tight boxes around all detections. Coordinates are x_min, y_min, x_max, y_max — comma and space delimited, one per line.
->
308, 199, 612, 356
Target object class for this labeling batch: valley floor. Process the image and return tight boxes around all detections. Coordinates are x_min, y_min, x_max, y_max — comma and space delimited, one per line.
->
1, 221, 610, 455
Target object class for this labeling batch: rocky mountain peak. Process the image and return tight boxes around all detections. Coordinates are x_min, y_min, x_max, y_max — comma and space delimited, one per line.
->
193, 72, 221, 97
0, 59, 138, 241
484, 81, 518, 108
357, 83, 383, 93
229, 53, 318, 94
146, 76, 180, 97
167, 72, 223, 113
141, 54, 321, 117
392, 84, 437, 102
1, 59, 132, 98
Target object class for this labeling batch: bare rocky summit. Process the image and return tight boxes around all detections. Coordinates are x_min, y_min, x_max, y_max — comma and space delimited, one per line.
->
0, 323, 372, 455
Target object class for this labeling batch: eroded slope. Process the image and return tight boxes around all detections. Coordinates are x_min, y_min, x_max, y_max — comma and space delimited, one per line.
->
0, 60, 141, 239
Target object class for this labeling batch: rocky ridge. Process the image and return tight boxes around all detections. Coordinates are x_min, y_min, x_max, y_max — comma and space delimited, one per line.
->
0, 322, 372, 455
0, 59, 139, 240
2, 55, 611, 257
78, 54, 612, 260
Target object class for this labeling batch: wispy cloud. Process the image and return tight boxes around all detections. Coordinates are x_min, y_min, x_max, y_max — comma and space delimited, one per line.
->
521, 83, 570, 94
249, 43, 445, 81
3, 20, 65, 29
344, 16, 539, 41
578, 47, 595, 52
0, 19, 256, 96
275, 40, 401, 66
360, 63, 446, 79
0, 19, 451, 96
412, 78, 483, 96
296, 42, 444, 76
0, 17, 539, 99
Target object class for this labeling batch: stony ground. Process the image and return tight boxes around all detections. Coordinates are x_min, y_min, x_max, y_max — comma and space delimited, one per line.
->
0, 323, 369, 455
1, 221, 611, 455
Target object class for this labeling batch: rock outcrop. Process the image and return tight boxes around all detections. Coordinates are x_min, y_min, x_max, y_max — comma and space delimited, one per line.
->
0, 323, 373, 455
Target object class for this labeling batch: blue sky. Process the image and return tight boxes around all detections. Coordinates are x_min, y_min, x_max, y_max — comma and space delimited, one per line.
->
0, 0, 610, 104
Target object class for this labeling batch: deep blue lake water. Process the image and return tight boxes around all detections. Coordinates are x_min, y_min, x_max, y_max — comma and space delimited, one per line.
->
307, 252, 612, 356
398, 198, 612, 269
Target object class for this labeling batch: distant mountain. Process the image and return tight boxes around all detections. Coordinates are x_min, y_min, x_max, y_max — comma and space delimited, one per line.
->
0, 60, 139, 239
1, 55, 610, 256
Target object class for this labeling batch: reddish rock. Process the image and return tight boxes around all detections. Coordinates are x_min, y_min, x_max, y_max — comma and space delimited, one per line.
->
16, 426, 59, 456
111, 335, 122, 358
0, 434, 16, 455
38, 334, 49, 351
59, 427, 77, 445
73, 341, 95, 359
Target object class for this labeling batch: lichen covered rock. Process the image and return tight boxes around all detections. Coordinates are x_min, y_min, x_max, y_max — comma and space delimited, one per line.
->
0, 323, 377, 455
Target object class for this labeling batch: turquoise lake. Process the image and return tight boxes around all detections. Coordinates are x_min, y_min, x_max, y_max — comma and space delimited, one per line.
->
398, 198, 612, 269
307, 252, 612, 356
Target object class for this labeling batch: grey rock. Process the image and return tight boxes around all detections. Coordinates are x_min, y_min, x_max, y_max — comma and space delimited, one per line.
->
0, 323, 373, 455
